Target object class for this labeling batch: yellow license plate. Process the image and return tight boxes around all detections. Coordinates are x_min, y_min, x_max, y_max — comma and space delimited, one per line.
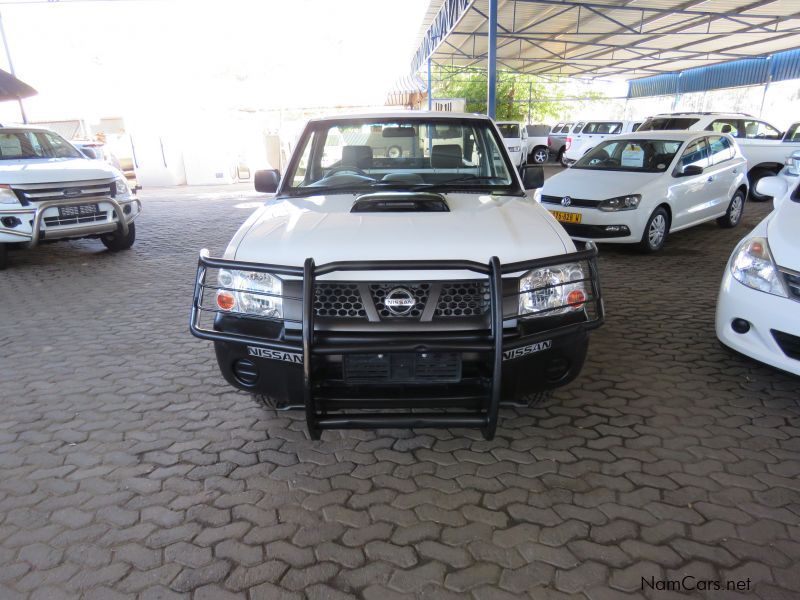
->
549, 210, 582, 224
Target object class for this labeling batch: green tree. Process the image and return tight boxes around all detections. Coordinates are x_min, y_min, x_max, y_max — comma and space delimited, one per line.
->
432, 66, 603, 123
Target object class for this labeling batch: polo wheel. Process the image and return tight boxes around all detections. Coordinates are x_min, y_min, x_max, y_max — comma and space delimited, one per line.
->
639, 207, 669, 253
717, 190, 745, 228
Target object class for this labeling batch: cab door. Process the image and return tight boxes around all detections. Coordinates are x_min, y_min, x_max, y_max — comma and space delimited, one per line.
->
705, 135, 740, 218
669, 136, 711, 229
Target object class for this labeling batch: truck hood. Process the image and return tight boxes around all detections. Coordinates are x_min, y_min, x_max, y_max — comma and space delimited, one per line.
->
0, 157, 120, 184
542, 167, 657, 199
768, 198, 800, 271
230, 192, 572, 277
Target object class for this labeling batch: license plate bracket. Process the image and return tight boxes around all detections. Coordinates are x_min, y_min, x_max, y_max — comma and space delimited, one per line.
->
549, 210, 582, 224
344, 352, 462, 383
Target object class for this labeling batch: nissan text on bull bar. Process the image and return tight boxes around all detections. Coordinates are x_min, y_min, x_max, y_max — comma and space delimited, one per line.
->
190, 113, 604, 440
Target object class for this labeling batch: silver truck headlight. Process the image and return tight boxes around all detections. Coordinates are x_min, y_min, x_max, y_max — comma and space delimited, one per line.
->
114, 177, 131, 198
216, 269, 283, 318
0, 185, 19, 205
730, 237, 787, 298
519, 262, 587, 316
598, 194, 640, 211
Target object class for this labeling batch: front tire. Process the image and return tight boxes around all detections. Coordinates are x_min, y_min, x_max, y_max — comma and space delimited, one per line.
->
531, 147, 549, 164
639, 207, 669, 253
101, 221, 136, 251
717, 190, 745, 228
0, 243, 7, 270
748, 168, 777, 202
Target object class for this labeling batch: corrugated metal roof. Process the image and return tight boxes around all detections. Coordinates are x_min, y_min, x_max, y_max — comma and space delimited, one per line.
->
412, 0, 800, 81
628, 46, 800, 97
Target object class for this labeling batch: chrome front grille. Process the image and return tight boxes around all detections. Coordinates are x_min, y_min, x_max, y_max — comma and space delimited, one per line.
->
540, 195, 601, 208
12, 179, 115, 205
779, 268, 800, 302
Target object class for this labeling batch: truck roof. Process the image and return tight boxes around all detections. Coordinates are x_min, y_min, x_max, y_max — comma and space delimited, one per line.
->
310, 111, 491, 122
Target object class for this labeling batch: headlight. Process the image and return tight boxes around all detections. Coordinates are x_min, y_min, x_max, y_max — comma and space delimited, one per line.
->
114, 177, 130, 198
519, 262, 587, 316
508, 146, 521, 152
730, 237, 787, 297
0, 185, 19, 205
598, 194, 640, 211
216, 269, 283, 318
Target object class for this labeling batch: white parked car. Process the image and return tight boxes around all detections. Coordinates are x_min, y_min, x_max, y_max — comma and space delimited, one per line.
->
562, 120, 642, 166
0, 125, 140, 269
716, 165, 800, 376
495, 121, 529, 167
190, 112, 604, 439
637, 112, 800, 201
538, 131, 748, 252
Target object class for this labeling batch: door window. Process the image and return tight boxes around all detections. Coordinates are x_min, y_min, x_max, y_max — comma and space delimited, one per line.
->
741, 120, 782, 140
783, 123, 800, 142
572, 122, 585, 133
677, 138, 710, 171
708, 135, 734, 165
708, 119, 740, 137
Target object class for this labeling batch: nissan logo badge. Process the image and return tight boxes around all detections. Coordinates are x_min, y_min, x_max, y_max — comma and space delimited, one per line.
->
384, 287, 416, 316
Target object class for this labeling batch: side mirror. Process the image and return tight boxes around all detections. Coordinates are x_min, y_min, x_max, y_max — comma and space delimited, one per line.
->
521, 165, 544, 190
677, 164, 703, 177
254, 169, 280, 193
80, 147, 98, 160
755, 176, 787, 206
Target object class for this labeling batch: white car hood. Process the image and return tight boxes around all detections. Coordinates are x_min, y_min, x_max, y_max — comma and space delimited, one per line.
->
542, 167, 656, 199
768, 198, 800, 271
0, 157, 119, 184
230, 192, 572, 278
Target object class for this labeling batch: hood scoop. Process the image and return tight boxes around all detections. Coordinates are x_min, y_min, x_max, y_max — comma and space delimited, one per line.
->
351, 192, 449, 213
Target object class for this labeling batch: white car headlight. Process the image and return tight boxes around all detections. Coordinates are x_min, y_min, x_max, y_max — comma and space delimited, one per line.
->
0, 185, 19, 205
114, 177, 131, 198
216, 269, 283, 318
519, 262, 587, 316
598, 194, 640, 211
730, 237, 787, 298
508, 146, 521, 153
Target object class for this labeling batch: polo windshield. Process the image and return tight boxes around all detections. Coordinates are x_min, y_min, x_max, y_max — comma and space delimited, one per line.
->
573, 139, 683, 173
283, 119, 517, 195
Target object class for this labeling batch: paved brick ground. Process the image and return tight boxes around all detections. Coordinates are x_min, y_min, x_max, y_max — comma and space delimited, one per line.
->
0, 181, 798, 599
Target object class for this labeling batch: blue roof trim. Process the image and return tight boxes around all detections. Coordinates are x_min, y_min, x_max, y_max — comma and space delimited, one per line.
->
627, 47, 800, 98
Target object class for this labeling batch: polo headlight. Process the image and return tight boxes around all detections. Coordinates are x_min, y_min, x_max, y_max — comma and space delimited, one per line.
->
519, 262, 587, 316
216, 269, 283, 318
598, 194, 640, 211
0, 184, 19, 205
508, 146, 521, 152
730, 237, 787, 298
114, 177, 131, 198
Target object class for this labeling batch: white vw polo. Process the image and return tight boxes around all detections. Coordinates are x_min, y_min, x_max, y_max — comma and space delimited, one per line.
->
716, 165, 800, 376
538, 131, 749, 252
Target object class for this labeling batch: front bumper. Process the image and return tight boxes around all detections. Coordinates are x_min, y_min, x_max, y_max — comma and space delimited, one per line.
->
716, 270, 800, 376
190, 245, 604, 439
0, 196, 141, 246
542, 205, 642, 243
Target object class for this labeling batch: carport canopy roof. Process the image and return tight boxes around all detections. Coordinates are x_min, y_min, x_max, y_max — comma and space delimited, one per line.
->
413, 0, 800, 80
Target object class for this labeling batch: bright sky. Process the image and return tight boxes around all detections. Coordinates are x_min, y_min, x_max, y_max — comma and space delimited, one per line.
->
0, 0, 429, 123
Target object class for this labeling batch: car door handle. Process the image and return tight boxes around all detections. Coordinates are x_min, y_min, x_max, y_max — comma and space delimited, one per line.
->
732, 169, 738, 174
707, 176, 714, 182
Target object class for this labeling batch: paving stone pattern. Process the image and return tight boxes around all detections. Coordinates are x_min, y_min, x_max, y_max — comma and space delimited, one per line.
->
0, 183, 798, 599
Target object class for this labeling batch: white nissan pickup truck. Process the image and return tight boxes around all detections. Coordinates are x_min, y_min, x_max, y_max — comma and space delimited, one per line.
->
0, 125, 140, 270
190, 112, 604, 440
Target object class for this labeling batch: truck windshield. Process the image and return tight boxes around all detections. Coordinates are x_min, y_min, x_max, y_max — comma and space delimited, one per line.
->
573, 138, 683, 173
0, 130, 83, 160
283, 118, 518, 195
497, 124, 520, 138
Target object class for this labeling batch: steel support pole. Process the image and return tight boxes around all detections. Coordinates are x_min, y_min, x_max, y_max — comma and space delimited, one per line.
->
427, 58, 433, 111
487, 0, 498, 119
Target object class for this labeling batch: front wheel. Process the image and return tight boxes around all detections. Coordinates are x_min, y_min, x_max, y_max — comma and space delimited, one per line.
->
639, 207, 669, 253
531, 147, 549, 164
748, 168, 777, 202
717, 190, 745, 228
101, 221, 136, 251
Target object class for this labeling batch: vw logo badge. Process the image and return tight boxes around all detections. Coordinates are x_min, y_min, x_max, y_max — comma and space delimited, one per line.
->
384, 287, 416, 316
561, 196, 572, 207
